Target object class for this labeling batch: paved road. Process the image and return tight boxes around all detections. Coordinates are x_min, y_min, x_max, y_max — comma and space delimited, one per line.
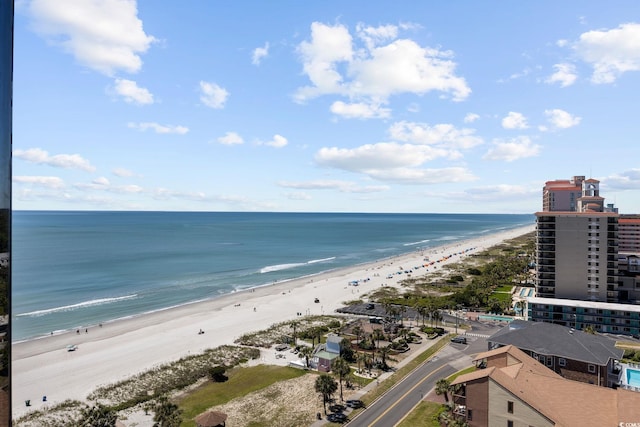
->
346, 324, 498, 427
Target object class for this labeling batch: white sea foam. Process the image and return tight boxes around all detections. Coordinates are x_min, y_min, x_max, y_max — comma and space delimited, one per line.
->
403, 239, 430, 246
261, 257, 336, 273
307, 257, 336, 264
260, 263, 305, 273
17, 294, 138, 317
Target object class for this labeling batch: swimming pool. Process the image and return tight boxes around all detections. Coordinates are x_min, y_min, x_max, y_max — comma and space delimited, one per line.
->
479, 314, 514, 323
627, 367, 640, 388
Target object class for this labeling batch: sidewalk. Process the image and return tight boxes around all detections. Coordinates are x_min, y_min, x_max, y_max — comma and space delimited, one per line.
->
309, 331, 450, 426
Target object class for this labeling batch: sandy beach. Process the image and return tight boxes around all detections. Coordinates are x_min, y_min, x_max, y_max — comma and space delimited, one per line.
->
11, 224, 534, 418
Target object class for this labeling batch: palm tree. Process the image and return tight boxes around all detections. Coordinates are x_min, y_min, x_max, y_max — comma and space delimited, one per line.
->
153, 396, 182, 427
352, 325, 363, 347
377, 345, 392, 370
372, 328, 384, 350
431, 309, 442, 328
399, 305, 407, 326
356, 351, 366, 373
435, 378, 451, 402
415, 304, 427, 326
299, 345, 313, 368
363, 351, 373, 374
315, 374, 338, 414
331, 357, 351, 401
77, 404, 117, 427
289, 320, 300, 346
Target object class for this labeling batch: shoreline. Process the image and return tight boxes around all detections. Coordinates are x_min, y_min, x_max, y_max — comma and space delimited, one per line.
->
12, 223, 532, 344
12, 223, 535, 418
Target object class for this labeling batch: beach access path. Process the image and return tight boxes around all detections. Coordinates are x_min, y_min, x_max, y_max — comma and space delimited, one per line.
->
11, 224, 535, 418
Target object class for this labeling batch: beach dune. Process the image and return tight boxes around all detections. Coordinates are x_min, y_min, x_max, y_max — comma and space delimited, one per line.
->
12, 224, 534, 418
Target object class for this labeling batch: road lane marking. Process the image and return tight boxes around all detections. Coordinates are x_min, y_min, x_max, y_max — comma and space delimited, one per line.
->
367, 363, 449, 427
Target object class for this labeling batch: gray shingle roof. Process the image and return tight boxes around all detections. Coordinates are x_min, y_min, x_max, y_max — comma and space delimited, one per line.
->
488, 320, 623, 365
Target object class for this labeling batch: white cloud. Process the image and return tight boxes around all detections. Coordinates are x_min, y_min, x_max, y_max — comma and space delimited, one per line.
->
602, 169, 640, 190
330, 101, 391, 119
294, 22, 470, 112
252, 42, 269, 65
285, 192, 312, 200
463, 113, 479, 123
546, 63, 577, 87
75, 180, 143, 193
388, 121, 483, 149
13, 175, 65, 188
113, 78, 154, 105
217, 132, 244, 145
355, 23, 398, 50
407, 103, 420, 113
278, 180, 389, 193
28, 0, 155, 76
92, 176, 110, 186
442, 184, 539, 202
501, 112, 529, 130
112, 167, 135, 177
199, 81, 229, 109
295, 22, 354, 100
14, 148, 96, 172
573, 23, 640, 83
264, 134, 288, 148
483, 136, 541, 162
544, 109, 581, 129
315, 142, 450, 172
364, 167, 476, 184
127, 122, 189, 134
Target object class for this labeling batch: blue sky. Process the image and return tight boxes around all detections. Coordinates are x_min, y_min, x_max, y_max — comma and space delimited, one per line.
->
11, 0, 640, 213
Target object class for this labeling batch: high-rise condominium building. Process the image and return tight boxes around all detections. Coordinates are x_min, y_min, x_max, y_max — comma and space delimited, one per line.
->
535, 177, 621, 303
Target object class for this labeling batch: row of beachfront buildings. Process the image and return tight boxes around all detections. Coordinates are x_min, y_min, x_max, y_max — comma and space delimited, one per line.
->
448, 175, 640, 426
526, 175, 640, 337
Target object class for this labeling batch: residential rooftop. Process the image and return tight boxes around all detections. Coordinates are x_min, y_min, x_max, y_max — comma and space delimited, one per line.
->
489, 320, 623, 365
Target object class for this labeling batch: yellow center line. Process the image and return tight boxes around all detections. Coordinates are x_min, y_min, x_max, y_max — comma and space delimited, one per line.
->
368, 363, 449, 427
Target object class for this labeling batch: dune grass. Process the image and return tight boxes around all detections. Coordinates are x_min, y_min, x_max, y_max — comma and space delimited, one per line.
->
176, 365, 307, 427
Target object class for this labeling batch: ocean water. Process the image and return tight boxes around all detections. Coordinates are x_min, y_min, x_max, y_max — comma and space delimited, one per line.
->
11, 211, 534, 341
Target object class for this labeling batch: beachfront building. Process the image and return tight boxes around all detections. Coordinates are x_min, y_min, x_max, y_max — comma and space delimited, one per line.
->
450, 345, 640, 427
618, 253, 640, 303
526, 296, 640, 337
535, 174, 622, 302
487, 320, 623, 387
535, 210, 619, 302
619, 215, 640, 253
311, 333, 342, 372
542, 175, 585, 212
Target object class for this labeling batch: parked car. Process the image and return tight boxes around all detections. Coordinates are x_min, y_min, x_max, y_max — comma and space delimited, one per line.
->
365, 303, 374, 310
345, 399, 364, 408
451, 336, 467, 344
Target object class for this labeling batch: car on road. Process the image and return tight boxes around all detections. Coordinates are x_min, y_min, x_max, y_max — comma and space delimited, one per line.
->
451, 336, 467, 344
327, 413, 347, 423
345, 399, 364, 408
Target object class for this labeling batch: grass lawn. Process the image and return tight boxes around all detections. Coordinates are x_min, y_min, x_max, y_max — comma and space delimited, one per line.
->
447, 365, 475, 382
494, 285, 513, 292
397, 401, 445, 427
396, 365, 475, 427
616, 340, 640, 350
176, 365, 307, 427
490, 291, 512, 303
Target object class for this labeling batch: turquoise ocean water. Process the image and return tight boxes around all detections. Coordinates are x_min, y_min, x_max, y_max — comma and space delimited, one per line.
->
11, 211, 534, 341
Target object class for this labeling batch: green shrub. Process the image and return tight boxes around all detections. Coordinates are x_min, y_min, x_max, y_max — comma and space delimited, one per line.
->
209, 366, 228, 382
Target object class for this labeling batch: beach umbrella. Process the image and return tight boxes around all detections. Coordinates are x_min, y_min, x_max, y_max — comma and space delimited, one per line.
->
195, 410, 228, 427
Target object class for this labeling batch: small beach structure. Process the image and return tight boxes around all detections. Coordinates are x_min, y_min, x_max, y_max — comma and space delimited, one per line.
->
195, 410, 227, 427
